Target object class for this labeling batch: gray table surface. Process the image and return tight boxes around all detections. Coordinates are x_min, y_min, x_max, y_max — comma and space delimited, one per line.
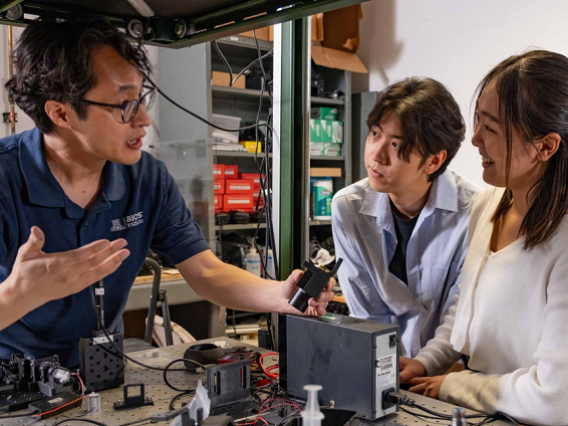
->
0, 338, 510, 426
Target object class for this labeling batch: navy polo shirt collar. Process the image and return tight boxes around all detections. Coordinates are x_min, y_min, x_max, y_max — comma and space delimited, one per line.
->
19, 128, 126, 216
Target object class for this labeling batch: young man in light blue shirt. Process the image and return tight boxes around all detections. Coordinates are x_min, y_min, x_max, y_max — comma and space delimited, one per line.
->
332, 77, 479, 357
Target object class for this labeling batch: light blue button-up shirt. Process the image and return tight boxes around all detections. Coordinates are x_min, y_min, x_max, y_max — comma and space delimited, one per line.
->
331, 170, 479, 357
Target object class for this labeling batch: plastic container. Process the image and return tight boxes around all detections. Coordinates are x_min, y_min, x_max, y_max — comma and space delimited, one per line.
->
313, 180, 333, 220
301, 384, 324, 426
246, 248, 261, 276
212, 114, 242, 141
266, 249, 276, 279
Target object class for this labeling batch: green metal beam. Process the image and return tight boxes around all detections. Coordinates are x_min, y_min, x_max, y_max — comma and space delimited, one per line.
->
278, 18, 309, 278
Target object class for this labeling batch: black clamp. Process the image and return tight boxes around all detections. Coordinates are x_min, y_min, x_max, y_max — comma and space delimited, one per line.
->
114, 383, 153, 410
288, 258, 343, 312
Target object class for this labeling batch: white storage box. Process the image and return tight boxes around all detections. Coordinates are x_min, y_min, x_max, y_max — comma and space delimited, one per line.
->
212, 114, 242, 142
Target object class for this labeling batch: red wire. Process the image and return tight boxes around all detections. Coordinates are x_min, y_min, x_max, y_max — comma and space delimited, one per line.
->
71, 372, 85, 395
32, 395, 87, 417
259, 352, 279, 380
239, 418, 269, 426
259, 398, 302, 414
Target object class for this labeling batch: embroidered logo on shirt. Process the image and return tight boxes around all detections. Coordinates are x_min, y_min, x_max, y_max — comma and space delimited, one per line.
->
110, 211, 144, 232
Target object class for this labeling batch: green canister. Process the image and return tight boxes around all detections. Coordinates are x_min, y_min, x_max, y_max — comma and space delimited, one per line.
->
313, 179, 333, 220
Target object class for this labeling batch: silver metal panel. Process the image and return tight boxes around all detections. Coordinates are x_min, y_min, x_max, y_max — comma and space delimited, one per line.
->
126, 279, 205, 311
373, 332, 397, 419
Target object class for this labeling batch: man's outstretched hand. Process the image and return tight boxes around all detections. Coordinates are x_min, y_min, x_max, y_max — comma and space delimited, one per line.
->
7, 226, 130, 308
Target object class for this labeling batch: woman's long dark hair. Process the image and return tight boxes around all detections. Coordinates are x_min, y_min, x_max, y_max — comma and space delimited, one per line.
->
474, 50, 568, 249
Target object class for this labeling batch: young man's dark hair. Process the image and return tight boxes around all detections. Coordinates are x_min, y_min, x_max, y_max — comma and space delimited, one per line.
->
366, 77, 465, 181
5, 14, 152, 134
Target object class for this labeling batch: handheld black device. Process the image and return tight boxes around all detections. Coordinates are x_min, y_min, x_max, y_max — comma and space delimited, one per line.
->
288, 258, 343, 312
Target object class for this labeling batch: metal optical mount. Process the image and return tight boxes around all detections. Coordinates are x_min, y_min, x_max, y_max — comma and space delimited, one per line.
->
288, 258, 343, 312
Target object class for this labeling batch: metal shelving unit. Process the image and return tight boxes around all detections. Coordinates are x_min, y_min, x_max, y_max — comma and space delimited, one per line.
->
311, 96, 345, 106
215, 223, 267, 231
309, 219, 332, 226
311, 155, 345, 161
213, 152, 269, 158
308, 68, 352, 227
212, 86, 271, 101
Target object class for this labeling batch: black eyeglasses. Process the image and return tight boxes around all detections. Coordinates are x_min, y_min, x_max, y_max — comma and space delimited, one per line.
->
79, 86, 156, 123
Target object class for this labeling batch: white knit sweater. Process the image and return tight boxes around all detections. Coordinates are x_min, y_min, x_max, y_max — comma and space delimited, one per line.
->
414, 187, 568, 425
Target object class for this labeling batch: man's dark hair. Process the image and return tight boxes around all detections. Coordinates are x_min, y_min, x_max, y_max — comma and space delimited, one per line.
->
6, 14, 152, 134
475, 50, 568, 249
366, 76, 465, 181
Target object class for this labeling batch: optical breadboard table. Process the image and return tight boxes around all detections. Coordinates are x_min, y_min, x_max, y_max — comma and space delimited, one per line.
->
0, 337, 510, 426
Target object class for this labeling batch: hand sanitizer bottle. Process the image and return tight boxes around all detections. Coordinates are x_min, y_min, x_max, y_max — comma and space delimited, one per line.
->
266, 249, 276, 279
245, 248, 261, 276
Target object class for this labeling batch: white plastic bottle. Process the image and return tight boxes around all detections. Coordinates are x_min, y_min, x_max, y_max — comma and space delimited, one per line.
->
246, 248, 261, 276
301, 385, 324, 426
266, 249, 276, 279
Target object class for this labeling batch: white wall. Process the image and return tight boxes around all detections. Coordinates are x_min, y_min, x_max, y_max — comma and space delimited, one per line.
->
353, 0, 568, 188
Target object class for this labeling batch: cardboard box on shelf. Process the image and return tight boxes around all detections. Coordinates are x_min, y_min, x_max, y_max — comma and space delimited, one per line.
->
238, 25, 273, 41
311, 107, 338, 120
211, 71, 245, 89
213, 164, 225, 179
322, 143, 342, 157
332, 121, 343, 143
223, 194, 254, 212
214, 194, 223, 212
239, 141, 262, 153
310, 142, 324, 156
310, 6, 367, 73
224, 165, 239, 178
213, 179, 225, 194
241, 173, 264, 190
310, 119, 321, 143
320, 120, 332, 143
225, 179, 255, 194
310, 167, 342, 177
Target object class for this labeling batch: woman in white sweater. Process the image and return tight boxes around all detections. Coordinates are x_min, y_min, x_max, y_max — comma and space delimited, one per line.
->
399, 50, 568, 425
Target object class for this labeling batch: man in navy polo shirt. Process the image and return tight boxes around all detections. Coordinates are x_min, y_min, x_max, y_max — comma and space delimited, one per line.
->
0, 14, 333, 368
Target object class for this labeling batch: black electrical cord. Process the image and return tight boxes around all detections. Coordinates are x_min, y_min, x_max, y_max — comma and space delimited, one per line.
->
52, 419, 110, 426
385, 391, 518, 425
247, 30, 279, 352
168, 390, 194, 411
250, 30, 274, 277
144, 75, 274, 134
116, 416, 155, 426
232, 51, 273, 86
162, 359, 203, 392
87, 287, 206, 392
399, 406, 512, 426
0, 410, 38, 419
212, 40, 234, 86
